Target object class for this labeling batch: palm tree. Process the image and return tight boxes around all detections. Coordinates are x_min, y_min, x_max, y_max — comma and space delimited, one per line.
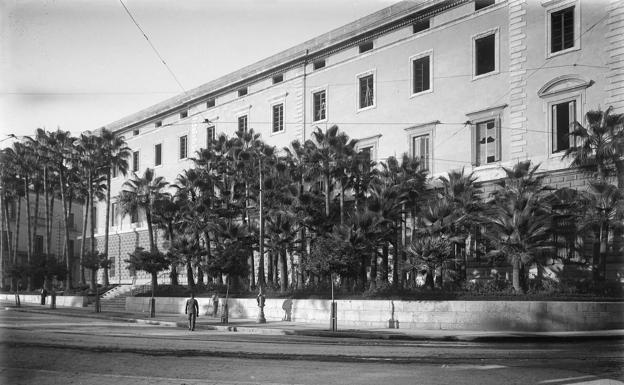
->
118, 168, 169, 253
265, 210, 299, 292
75, 133, 101, 286
48, 129, 77, 291
437, 168, 483, 281
8, 141, 36, 291
578, 182, 624, 281
306, 126, 350, 221
565, 107, 624, 189
485, 161, 553, 293
99, 128, 131, 286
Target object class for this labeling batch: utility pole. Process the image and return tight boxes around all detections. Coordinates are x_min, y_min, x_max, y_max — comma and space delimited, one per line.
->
257, 157, 265, 288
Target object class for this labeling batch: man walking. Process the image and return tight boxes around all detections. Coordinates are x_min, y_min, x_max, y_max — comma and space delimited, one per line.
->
185, 292, 199, 331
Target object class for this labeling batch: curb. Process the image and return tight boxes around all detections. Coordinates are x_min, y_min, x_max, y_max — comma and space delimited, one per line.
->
4, 306, 624, 342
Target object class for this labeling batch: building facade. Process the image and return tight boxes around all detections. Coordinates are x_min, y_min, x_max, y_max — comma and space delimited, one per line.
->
1, 192, 83, 288
93, 0, 624, 284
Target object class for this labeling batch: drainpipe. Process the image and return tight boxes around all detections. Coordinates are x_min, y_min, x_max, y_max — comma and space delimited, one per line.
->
116, 232, 121, 285
302, 49, 308, 142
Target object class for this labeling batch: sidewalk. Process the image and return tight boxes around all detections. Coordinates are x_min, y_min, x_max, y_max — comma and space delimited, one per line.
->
3, 302, 624, 342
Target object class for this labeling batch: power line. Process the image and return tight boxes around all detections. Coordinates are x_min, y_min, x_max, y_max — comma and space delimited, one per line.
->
118, 0, 186, 93
1, 62, 608, 96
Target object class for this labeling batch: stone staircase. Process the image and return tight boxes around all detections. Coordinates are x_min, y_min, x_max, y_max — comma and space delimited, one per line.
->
96, 284, 135, 312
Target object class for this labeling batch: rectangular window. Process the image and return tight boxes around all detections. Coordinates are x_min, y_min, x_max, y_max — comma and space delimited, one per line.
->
238, 87, 248, 97
132, 151, 139, 172
551, 6, 574, 53
272, 104, 284, 133
92, 207, 97, 231
413, 19, 429, 33
272, 74, 283, 84
34, 235, 43, 255
68, 213, 75, 229
155, 143, 162, 166
179, 135, 188, 159
359, 74, 374, 109
155, 121, 162, 128
359, 41, 373, 53
206, 98, 215, 108
206, 126, 215, 146
180, 110, 188, 119
412, 134, 430, 171
313, 60, 325, 70
412, 56, 430, 94
475, 33, 495, 76
109, 257, 115, 277
358, 146, 373, 172
475, 119, 500, 165
8, 201, 15, 219
133, 129, 139, 136
238, 115, 248, 132
131, 209, 139, 224
111, 202, 118, 227
475, 0, 495, 11
313, 90, 326, 121
1, 231, 10, 251
552, 100, 576, 153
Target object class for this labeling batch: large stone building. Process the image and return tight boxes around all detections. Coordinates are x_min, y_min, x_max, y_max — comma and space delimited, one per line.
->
92, 0, 624, 285
1, 191, 83, 288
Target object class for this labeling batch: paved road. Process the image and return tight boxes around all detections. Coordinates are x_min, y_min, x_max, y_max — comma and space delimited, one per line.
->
1, 310, 623, 384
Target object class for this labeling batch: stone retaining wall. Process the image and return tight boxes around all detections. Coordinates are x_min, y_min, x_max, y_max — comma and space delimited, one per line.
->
0, 294, 88, 307
125, 297, 624, 332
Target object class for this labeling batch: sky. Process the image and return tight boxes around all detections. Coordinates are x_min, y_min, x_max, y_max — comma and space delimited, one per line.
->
0, 0, 396, 147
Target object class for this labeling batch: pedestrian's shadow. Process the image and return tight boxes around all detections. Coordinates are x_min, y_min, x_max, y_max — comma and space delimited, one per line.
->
282, 299, 292, 321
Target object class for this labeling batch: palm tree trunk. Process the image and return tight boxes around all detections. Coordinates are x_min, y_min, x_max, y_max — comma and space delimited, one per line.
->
272, 251, 278, 284
186, 258, 195, 288
279, 249, 288, 292
44, 166, 50, 271
59, 169, 73, 291
267, 249, 273, 285
146, 209, 155, 253
80, 196, 88, 286
339, 181, 344, 226
13, 197, 21, 265
324, 173, 330, 218
47, 194, 54, 261
392, 235, 400, 288
103, 173, 111, 287
2, 195, 13, 262
512, 258, 523, 294
616, 160, 624, 191
89, 173, 95, 255
297, 228, 305, 289
24, 176, 33, 292
599, 223, 608, 281
369, 251, 377, 290
381, 243, 389, 284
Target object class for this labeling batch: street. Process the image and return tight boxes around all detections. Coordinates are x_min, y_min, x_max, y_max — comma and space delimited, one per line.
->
1, 310, 622, 385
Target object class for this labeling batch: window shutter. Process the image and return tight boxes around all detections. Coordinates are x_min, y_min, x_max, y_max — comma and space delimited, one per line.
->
568, 100, 576, 147
471, 124, 478, 166
495, 117, 502, 161
552, 104, 558, 153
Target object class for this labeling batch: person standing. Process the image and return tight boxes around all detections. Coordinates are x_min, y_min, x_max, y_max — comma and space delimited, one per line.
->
185, 292, 199, 331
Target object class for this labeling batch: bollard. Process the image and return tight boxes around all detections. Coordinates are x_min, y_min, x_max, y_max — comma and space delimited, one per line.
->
256, 290, 266, 324
50, 291, 56, 309
220, 302, 229, 324
150, 297, 156, 318
330, 301, 337, 332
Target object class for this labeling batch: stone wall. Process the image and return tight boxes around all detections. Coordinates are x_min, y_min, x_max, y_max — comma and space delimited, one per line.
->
125, 297, 624, 332
0, 294, 88, 307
